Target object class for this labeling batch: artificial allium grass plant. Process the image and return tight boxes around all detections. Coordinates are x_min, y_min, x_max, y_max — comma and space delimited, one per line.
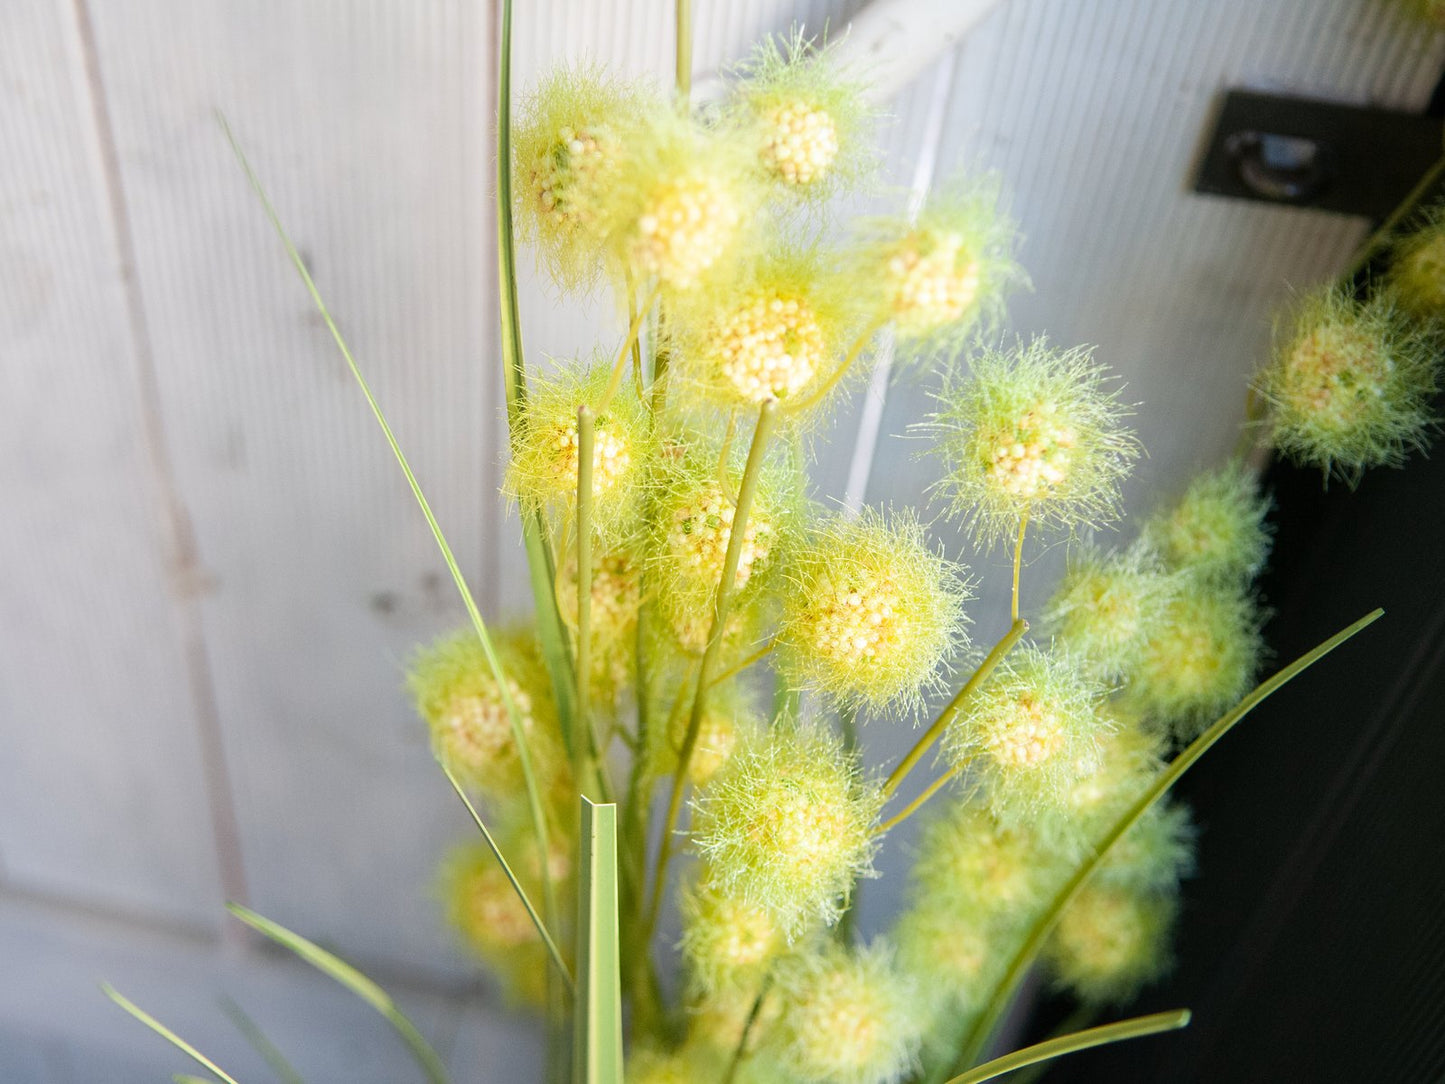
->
107, 6, 1441, 1084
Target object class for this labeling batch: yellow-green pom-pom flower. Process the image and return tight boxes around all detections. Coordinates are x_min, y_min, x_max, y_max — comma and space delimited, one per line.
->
1121, 578, 1263, 741
670, 247, 861, 410
680, 878, 788, 995
928, 339, 1141, 549
1388, 203, 1445, 320
946, 643, 1111, 822
1256, 287, 1438, 484
407, 629, 563, 798
609, 109, 757, 293
860, 181, 1024, 347
504, 362, 653, 535
692, 721, 882, 938
909, 803, 1066, 924
1044, 542, 1178, 680
772, 944, 922, 1084
1143, 462, 1272, 584
513, 67, 652, 289
892, 900, 1002, 1020
727, 29, 875, 197
775, 508, 972, 715
1047, 882, 1176, 1005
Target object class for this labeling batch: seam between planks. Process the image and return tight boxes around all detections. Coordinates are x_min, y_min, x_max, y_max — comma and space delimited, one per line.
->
66, 0, 250, 931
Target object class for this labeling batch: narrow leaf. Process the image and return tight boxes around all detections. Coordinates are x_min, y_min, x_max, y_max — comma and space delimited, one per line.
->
101, 984, 240, 1084
219, 996, 305, 1084
944, 607, 1385, 1076
226, 904, 450, 1084
574, 798, 623, 1084
945, 1009, 1191, 1084
218, 114, 557, 922
441, 762, 574, 992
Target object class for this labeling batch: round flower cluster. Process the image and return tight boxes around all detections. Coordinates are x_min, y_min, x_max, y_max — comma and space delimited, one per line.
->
1257, 287, 1438, 483
712, 289, 827, 403
557, 550, 640, 701
691, 722, 881, 938
884, 229, 984, 338
761, 99, 840, 185
627, 171, 744, 291
776, 509, 970, 714
1045, 543, 1177, 680
1388, 206, 1445, 319
1047, 882, 1174, 1005
531, 124, 620, 240
772, 945, 921, 1084
680, 880, 785, 994
1144, 463, 1272, 584
665, 481, 776, 595
929, 339, 1139, 549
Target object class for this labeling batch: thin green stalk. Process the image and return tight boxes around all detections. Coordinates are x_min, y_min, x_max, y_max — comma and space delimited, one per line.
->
219, 996, 305, 1084
646, 400, 780, 938
707, 639, 773, 690
220, 116, 558, 930
874, 763, 959, 836
721, 973, 774, 1084
788, 317, 887, 414
576, 407, 596, 778
226, 905, 452, 1084
103, 985, 241, 1084
837, 706, 861, 945
599, 286, 660, 412
675, 0, 692, 102
943, 608, 1384, 1076
884, 620, 1027, 798
944, 1009, 1191, 1084
1011, 514, 1028, 624
441, 764, 575, 993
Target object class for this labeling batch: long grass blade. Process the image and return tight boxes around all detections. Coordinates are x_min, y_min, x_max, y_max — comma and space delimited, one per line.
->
219, 996, 305, 1084
495, 0, 580, 757
941, 607, 1385, 1077
574, 798, 623, 1084
226, 904, 451, 1084
101, 984, 240, 1084
441, 763, 574, 992
218, 114, 557, 925
174, 1076, 218, 1083
944, 1009, 1191, 1084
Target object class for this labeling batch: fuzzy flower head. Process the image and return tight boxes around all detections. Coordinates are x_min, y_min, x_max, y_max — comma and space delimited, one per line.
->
771, 944, 922, 1084
556, 549, 640, 704
929, 339, 1140, 550
669, 246, 862, 411
892, 900, 1000, 1020
407, 629, 563, 798
504, 361, 653, 536
513, 68, 652, 289
692, 720, 882, 939
946, 643, 1111, 823
1121, 577, 1263, 742
909, 803, 1066, 925
1044, 542, 1179, 681
859, 182, 1024, 348
1047, 882, 1176, 1005
607, 108, 758, 293
1257, 287, 1439, 484
1143, 462, 1272, 583
1388, 203, 1445, 320
775, 508, 972, 715
727, 29, 875, 197
680, 877, 788, 995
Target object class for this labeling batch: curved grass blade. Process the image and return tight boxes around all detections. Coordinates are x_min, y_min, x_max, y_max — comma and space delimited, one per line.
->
940, 607, 1385, 1078
574, 798, 623, 1084
218, 114, 557, 926
441, 762, 574, 992
495, 0, 580, 758
219, 996, 305, 1084
175, 1077, 219, 1083
945, 1009, 1191, 1084
101, 984, 240, 1084
226, 904, 450, 1084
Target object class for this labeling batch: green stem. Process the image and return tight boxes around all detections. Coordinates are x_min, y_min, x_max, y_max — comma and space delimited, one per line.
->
787, 317, 887, 414
883, 620, 1027, 799
944, 1009, 1191, 1084
945, 608, 1384, 1075
576, 407, 595, 770
599, 285, 660, 412
1011, 514, 1028, 624
874, 763, 959, 836
721, 973, 774, 1084
675, 0, 692, 102
646, 401, 780, 939
707, 639, 773, 690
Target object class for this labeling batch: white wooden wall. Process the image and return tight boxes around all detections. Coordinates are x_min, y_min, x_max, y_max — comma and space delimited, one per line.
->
2, 1, 1441, 1079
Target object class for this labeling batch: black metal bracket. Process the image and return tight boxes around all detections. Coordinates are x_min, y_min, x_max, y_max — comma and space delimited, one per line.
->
1193, 89, 1442, 220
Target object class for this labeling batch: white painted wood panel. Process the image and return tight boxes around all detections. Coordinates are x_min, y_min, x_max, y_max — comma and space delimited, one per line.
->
80, 0, 500, 979
0, 0, 223, 927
